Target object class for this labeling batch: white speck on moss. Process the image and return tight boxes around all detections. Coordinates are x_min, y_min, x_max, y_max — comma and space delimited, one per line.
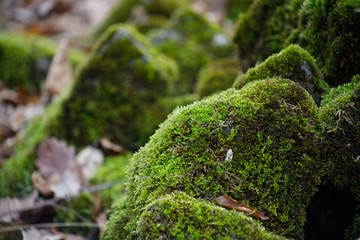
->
225, 149, 233, 162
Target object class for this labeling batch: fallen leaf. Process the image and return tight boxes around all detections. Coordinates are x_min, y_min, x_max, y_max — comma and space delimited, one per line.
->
44, 38, 73, 96
0, 89, 19, 105
215, 195, 269, 220
36, 137, 76, 179
76, 146, 104, 182
0, 191, 38, 223
0, 123, 15, 144
31, 171, 60, 197
100, 137, 127, 154
50, 170, 81, 198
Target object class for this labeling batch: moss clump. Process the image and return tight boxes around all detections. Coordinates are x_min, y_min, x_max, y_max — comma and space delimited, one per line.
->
105, 77, 322, 238
288, 0, 360, 86
91, 153, 133, 208
148, 7, 234, 94
318, 75, 360, 197
51, 24, 178, 151
196, 58, 241, 99
136, 191, 287, 239
0, 85, 73, 198
0, 32, 84, 92
233, 0, 302, 71
233, 44, 328, 105
92, 0, 190, 40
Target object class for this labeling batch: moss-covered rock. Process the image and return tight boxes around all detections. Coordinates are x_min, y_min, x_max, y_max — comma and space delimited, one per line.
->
136, 192, 287, 239
0, 32, 84, 92
288, 0, 360, 87
233, 44, 328, 105
196, 58, 241, 99
148, 7, 234, 94
233, 0, 303, 71
51, 24, 178, 151
318, 74, 360, 197
92, 0, 190, 40
105, 77, 323, 239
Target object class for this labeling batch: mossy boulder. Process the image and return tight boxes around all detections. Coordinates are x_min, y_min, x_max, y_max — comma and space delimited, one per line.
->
0, 32, 84, 92
233, 44, 328, 105
51, 24, 178, 151
137, 192, 287, 239
196, 58, 241, 99
104, 77, 323, 239
288, 0, 360, 86
318, 75, 360, 197
227, 0, 253, 21
233, 0, 303, 71
148, 7, 234, 94
92, 0, 190, 40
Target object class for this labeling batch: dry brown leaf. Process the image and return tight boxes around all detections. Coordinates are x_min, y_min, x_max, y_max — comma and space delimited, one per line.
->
100, 137, 127, 154
76, 146, 104, 182
44, 38, 73, 96
0, 191, 38, 223
36, 137, 76, 179
0, 89, 19, 105
215, 195, 269, 220
31, 171, 60, 197
50, 170, 81, 198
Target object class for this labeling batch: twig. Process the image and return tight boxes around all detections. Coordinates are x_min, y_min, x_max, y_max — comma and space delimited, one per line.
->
0, 222, 101, 233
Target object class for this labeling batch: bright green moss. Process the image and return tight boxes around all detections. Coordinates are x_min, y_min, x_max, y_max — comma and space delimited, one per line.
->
233, 0, 303, 71
288, 0, 360, 86
136, 192, 287, 239
196, 58, 241, 99
148, 7, 234, 94
92, 0, 190, 40
91, 153, 133, 208
233, 44, 328, 105
318, 75, 360, 197
0, 85, 73, 198
51, 24, 178, 151
105, 77, 322, 239
0, 32, 84, 92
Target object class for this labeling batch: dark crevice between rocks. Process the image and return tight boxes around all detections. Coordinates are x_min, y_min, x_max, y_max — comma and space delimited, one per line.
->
304, 183, 357, 240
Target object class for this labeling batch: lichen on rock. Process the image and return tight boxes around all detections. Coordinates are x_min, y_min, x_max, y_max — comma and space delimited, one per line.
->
103, 77, 323, 239
233, 44, 328, 105
51, 24, 178, 151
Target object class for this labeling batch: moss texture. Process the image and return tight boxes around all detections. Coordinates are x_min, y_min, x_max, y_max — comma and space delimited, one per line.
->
318, 75, 360, 198
233, 0, 302, 71
288, 0, 360, 87
0, 85, 73, 198
104, 77, 322, 239
0, 32, 84, 92
51, 24, 178, 151
148, 7, 234, 94
233, 44, 328, 105
136, 192, 287, 239
196, 58, 241, 99
92, 0, 190, 40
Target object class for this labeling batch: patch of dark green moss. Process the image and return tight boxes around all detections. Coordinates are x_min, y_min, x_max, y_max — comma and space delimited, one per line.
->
0, 32, 84, 93
318, 74, 360, 197
288, 0, 360, 86
51, 24, 178, 151
105, 77, 323, 239
233, 44, 328, 105
196, 57, 241, 99
233, 0, 303, 71
148, 7, 234, 94
136, 192, 287, 239
227, 0, 253, 21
